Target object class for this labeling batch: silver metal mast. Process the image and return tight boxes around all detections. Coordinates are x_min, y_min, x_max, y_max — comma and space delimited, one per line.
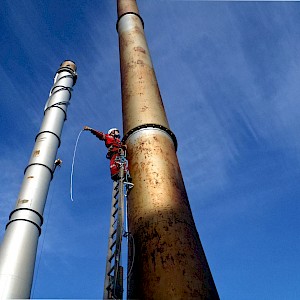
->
0, 60, 77, 299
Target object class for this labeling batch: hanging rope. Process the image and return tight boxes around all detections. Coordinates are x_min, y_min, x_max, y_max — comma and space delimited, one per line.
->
123, 231, 135, 279
70, 129, 84, 202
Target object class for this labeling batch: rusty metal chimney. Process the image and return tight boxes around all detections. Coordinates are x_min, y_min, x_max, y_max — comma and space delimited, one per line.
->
117, 1, 219, 299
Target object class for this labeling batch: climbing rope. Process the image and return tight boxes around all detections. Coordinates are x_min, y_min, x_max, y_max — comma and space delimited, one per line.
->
70, 129, 84, 202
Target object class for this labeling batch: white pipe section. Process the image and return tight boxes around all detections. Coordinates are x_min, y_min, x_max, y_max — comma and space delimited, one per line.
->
0, 60, 77, 299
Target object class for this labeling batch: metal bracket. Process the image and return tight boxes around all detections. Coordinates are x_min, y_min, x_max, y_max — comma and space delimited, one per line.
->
53, 158, 63, 173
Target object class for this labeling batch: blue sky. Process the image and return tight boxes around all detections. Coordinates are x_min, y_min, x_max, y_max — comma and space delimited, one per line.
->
0, 1, 300, 299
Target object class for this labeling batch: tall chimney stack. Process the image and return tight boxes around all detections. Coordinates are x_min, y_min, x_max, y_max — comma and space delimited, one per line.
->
0, 61, 77, 299
117, 1, 219, 299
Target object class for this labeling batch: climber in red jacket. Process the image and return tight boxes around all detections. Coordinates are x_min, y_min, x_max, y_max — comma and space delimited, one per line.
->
84, 126, 129, 181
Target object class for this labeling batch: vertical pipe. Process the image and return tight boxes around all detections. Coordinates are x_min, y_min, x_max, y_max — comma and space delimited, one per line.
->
117, 1, 219, 299
0, 61, 77, 299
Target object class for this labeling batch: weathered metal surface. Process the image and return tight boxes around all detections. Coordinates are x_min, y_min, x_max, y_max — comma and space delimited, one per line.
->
117, 9, 170, 134
60, 60, 77, 72
126, 129, 219, 299
117, 0, 139, 17
117, 1, 219, 299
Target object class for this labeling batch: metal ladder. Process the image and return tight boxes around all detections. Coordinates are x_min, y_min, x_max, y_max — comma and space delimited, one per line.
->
103, 151, 129, 299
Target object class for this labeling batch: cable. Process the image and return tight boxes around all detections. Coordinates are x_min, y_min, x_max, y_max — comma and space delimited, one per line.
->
122, 174, 135, 280
127, 232, 135, 279
124, 195, 128, 234
123, 231, 135, 280
70, 129, 83, 202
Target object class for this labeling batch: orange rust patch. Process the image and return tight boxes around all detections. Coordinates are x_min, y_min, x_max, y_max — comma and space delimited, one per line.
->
134, 46, 146, 54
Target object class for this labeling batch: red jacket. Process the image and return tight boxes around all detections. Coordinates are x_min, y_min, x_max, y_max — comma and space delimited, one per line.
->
90, 129, 125, 159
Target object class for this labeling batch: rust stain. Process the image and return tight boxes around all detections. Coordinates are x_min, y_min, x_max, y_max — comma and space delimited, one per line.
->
117, 0, 139, 17
125, 132, 219, 298
17, 199, 29, 205
33, 150, 40, 157
141, 106, 148, 112
134, 46, 146, 54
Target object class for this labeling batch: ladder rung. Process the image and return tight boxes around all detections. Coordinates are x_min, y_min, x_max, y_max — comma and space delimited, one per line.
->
112, 208, 118, 217
111, 228, 117, 238
108, 266, 114, 275
110, 240, 116, 250
113, 189, 119, 198
109, 251, 116, 263
106, 276, 114, 290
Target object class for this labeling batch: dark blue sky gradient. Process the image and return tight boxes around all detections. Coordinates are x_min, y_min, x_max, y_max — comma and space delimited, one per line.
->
0, 1, 300, 299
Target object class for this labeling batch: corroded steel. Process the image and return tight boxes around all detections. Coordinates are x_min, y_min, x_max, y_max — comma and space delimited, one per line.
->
117, 0, 219, 299
117, 2, 170, 134
60, 60, 76, 71
117, 0, 139, 17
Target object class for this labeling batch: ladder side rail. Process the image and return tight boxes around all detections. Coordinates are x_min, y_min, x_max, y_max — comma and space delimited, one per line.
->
103, 181, 119, 299
113, 165, 125, 299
